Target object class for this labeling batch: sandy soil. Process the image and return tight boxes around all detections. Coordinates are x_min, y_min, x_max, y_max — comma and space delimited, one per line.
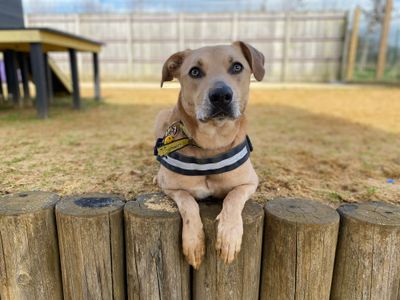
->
1, 84, 399, 207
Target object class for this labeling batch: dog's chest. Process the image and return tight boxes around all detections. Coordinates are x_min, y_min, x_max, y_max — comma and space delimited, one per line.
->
190, 186, 213, 200
187, 177, 232, 200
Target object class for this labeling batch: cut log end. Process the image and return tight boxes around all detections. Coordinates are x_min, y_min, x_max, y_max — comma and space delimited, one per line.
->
338, 201, 400, 226
0, 191, 63, 299
331, 201, 400, 300
0, 191, 59, 215
56, 193, 124, 216
125, 192, 180, 218
265, 197, 339, 225
124, 192, 190, 299
193, 199, 265, 300
261, 198, 340, 300
56, 193, 126, 299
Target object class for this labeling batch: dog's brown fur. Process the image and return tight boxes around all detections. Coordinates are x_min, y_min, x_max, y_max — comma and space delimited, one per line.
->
155, 41, 265, 268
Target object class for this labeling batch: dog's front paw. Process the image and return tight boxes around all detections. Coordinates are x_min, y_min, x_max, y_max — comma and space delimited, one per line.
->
182, 222, 205, 269
215, 212, 243, 264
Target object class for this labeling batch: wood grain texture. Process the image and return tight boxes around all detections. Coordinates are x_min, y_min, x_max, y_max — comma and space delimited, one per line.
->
260, 198, 339, 300
346, 6, 361, 81
193, 199, 264, 300
26, 12, 346, 82
56, 193, 125, 300
331, 201, 400, 300
0, 191, 62, 300
376, 0, 393, 80
124, 193, 190, 300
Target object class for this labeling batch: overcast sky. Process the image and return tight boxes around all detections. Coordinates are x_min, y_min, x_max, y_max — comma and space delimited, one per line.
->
22, 0, 400, 14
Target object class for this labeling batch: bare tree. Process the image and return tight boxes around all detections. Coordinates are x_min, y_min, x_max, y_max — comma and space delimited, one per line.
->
359, 0, 386, 71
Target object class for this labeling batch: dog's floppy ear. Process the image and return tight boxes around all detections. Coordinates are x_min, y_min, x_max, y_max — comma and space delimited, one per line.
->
161, 50, 191, 87
233, 41, 265, 81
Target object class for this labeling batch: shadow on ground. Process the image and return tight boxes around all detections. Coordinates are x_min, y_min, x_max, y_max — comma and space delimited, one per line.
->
0, 97, 399, 206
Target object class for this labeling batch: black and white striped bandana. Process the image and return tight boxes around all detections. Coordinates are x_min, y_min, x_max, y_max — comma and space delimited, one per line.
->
156, 136, 253, 176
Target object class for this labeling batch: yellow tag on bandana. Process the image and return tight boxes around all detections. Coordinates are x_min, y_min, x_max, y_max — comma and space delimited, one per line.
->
157, 138, 190, 156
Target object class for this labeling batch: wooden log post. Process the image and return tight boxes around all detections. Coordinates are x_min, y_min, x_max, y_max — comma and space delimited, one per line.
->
0, 191, 63, 300
331, 202, 400, 300
124, 193, 190, 300
0, 71, 4, 102
93, 52, 101, 101
30, 43, 49, 119
193, 199, 264, 299
3, 50, 20, 105
376, 0, 393, 80
56, 193, 125, 300
17, 52, 31, 102
68, 48, 81, 109
346, 6, 361, 81
260, 198, 340, 300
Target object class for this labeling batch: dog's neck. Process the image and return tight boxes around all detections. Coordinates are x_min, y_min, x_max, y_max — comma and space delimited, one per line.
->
175, 93, 247, 151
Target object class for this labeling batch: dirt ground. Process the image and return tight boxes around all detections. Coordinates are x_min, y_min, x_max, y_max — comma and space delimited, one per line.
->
1, 84, 399, 207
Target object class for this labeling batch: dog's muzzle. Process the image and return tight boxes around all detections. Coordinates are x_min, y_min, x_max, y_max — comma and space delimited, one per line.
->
207, 82, 236, 120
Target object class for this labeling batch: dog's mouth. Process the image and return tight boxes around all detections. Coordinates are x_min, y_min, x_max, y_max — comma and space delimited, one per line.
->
198, 109, 236, 122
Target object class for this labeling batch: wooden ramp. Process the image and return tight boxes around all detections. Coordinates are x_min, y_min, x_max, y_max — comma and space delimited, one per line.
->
0, 27, 101, 117
48, 57, 72, 96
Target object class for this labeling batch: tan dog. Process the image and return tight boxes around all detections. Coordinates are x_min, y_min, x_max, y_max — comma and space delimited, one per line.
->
155, 41, 265, 269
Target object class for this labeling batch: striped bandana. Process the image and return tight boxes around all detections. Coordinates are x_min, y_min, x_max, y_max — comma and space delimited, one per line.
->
155, 135, 253, 176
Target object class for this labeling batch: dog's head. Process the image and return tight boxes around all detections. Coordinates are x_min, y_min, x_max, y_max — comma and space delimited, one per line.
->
161, 42, 265, 123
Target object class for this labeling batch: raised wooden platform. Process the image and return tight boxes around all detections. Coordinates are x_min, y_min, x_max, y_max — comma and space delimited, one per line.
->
0, 28, 101, 52
0, 27, 102, 118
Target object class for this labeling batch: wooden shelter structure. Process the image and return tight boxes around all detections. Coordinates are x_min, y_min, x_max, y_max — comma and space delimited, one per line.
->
0, 0, 102, 118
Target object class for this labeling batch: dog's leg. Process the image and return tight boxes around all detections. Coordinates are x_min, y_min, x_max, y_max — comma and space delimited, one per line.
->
165, 189, 205, 269
216, 184, 257, 264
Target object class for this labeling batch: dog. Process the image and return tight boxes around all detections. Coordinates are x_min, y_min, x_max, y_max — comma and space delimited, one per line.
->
154, 41, 265, 269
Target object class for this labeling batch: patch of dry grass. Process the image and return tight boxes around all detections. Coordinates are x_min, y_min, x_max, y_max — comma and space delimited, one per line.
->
1, 85, 399, 206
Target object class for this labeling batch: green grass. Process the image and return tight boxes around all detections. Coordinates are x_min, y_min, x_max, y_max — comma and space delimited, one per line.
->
354, 66, 400, 82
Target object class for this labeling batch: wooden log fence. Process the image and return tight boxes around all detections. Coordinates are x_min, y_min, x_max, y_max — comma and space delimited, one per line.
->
0, 192, 63, 299
55, 194, 125, 300
331, 201, 400, 299
260, 198, 339, 299
124, 193, 190, 299
1, 192, 400, 300
193, 199, 264, 299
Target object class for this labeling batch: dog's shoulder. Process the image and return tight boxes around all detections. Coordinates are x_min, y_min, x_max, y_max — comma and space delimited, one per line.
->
154, 108, 175, 138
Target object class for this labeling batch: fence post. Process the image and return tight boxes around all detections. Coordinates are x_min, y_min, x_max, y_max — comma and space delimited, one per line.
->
126, 13, 134, 79
178, 13, 185, 50
260, 198, 339, 300
281, 12, 291, 82
74, 14, 83, 75
231, 12, 238, 41
124, 193, 190, 299
331, 202, 400, 299
193, 199, 264, 299
376, 0, 393, 80
56, 194, 125, 300
346, 6, 361, 81
0, 192, 63, 300
340, 12, 351, 81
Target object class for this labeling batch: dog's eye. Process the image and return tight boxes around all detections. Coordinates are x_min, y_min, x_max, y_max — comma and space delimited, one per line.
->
189, 67, 203, 79
230, 62, 243, 74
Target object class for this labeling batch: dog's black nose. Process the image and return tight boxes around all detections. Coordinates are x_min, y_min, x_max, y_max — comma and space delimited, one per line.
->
209, 83, 233, 107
